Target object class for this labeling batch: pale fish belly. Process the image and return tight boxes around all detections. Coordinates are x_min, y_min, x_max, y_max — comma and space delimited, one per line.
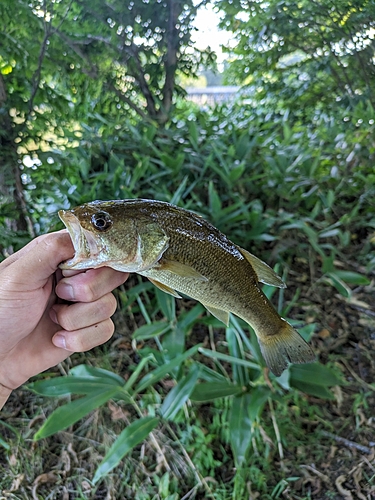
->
138, 267, 273, 332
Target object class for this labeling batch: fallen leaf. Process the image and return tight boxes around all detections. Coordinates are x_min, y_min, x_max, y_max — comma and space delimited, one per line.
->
329, 445, 337, 459
318, 328, 331, 339
81, 480, 91, 492
335, 475, 354, 499
108, 401, 130, 422
67, 442, 78, 464
60, 449, 70, 474
7, 473, 24, 492
332, 385, 344, 409
32, 471, 59, 500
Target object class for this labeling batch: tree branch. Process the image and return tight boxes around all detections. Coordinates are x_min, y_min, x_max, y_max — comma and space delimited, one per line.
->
160, 0, 180, 124
0, 75, 35, 238
106, 81, 150, 121
54, 29, 98, 78
127, 42, 158, 118
28, 3, 52, 117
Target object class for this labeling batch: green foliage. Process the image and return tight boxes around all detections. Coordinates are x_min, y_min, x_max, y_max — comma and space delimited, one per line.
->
28, 281, 344, 487
218, 0, 375, 111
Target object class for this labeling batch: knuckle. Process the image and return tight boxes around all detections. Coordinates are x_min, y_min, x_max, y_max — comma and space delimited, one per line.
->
66, 319, 115, 353
73, 280, 96, 302
98, 318, 115, 343
55, 307, 75, 331
100, 293, 118, 317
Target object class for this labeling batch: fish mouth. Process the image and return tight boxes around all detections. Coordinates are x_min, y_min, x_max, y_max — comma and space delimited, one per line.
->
58, 210, 104, 270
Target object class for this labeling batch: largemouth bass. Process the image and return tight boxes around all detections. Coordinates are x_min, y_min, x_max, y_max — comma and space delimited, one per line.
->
58, 199, 315, 376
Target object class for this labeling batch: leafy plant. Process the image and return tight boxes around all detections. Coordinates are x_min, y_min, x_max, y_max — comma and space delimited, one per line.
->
29, 282, 343, 486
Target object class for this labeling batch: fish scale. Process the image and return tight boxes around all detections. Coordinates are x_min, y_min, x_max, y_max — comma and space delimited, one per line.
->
59, 199, 315, 376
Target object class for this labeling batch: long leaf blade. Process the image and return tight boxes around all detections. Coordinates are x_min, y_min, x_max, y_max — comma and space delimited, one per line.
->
132, 321, 170, 340
160, 364, 200, 420
135, 344, 201, 394
70, 364, 125, 384
191, 381, 243, 401
34, 388, 119, 440
198, 348, 260, 370
29, 377, 124, 396
93, 416, 159, 484
229, 393, 253, 466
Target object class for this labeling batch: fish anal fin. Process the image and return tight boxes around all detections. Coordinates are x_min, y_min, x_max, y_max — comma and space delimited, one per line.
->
238, 247, 286, 289
203, 304, 229, 326
257, 321, 315, 377
148, 278, 182, 298
158, 259, 208, 281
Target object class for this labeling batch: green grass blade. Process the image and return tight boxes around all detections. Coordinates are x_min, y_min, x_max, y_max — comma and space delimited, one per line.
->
132, 321, 170, 340
123, 355, 153, 392
289, 363, 343, 398
332, 270, 370, 285
69, 364, 125, 384
177, 303, 205, 331
289, 382, 335, 399
190, 381, 243, 401
160, 363, 200, 420
325, 272, 352, 297
0, 435, 10, 450
198, 348, 260, 371
247, 386, 271, 421
197, 363, 230, 383
93, 416, 159, 484
229, 393, 253, 466
28, 377, 124, 396
0, 419, 21, 438
34, 387, 119, 440
134, 344, 201, 394
226, 327, 249, 386
289, 363, 342, 387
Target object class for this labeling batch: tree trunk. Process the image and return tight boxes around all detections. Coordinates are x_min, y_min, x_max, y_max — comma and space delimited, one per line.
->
0, 74, 34, 239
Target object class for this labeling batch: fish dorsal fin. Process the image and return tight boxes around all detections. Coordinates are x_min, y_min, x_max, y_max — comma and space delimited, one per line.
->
202, 304, 230, 326
158, 259, 208, 281
238, 247, 286, 288
148, 278, 182, 299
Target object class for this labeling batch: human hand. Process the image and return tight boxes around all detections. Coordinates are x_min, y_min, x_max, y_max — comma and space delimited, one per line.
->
0, 231, 128, 406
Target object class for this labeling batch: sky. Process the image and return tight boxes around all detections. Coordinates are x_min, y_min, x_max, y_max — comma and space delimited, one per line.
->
191, 4, 233, 63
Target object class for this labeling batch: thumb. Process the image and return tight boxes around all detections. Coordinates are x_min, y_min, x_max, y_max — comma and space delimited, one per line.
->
2, 232, 74, 288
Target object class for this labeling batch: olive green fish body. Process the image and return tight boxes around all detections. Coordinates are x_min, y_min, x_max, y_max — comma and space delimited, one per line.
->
59, 199, 315, 376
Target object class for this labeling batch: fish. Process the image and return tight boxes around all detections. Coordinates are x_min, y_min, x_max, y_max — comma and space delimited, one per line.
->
58, 199, 315, 376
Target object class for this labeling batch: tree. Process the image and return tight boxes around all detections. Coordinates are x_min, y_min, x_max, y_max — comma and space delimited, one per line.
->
217, 0, 375, 111
0, 0, 214, 244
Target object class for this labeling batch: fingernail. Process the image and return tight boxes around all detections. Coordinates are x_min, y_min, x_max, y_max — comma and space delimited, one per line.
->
53, 334, 67, 349
57, 282, 75, 301
49, 308, 58, 324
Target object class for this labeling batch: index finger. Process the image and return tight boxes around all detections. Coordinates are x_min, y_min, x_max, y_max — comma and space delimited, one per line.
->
56, 267, 129, 302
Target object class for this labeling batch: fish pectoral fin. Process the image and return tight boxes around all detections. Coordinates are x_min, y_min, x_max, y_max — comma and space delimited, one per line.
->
158, 259, 208, 281
148, 278, 182, 299
202, 304, 230, 326
238, 247, 286, 289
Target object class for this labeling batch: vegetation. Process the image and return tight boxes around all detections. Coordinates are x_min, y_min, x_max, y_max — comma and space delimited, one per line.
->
1, 0, 375, 498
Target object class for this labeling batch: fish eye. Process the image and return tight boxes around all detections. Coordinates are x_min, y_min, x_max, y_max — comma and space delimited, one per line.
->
91, 211, 113, 232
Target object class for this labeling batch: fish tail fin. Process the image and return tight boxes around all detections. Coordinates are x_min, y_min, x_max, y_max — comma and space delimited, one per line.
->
257, 321, 315, 377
